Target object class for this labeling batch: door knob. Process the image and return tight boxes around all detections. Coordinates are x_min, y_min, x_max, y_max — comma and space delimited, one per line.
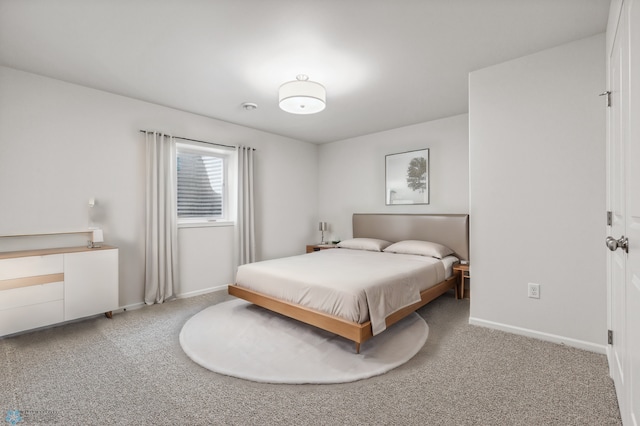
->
606, 236, 629, 253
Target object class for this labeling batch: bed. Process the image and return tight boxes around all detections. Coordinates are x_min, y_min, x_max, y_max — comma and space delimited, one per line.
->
228, 213, 469, 353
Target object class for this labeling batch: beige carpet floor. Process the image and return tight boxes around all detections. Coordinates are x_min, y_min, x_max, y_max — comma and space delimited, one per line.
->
0, 289, 621, 425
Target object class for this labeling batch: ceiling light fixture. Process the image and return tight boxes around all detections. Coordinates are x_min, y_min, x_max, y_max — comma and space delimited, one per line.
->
279, 74, 326, 114
242, 102, 258, 111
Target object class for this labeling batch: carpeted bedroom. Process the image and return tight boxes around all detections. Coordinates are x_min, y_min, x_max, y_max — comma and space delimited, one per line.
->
0, 289, 620, 425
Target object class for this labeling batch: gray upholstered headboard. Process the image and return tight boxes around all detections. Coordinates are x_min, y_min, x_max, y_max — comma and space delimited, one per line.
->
352, 214, 470, 261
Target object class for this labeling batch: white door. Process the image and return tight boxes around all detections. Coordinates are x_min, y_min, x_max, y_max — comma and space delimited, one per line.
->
607, 4, 627, 410
608, 1, 640, 424
626, 1, 640, 423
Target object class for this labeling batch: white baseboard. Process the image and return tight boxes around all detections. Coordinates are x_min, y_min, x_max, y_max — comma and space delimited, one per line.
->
113, 286, 226, 314
469, 316, 607, 354
114, 301, 146, 313
175, 285, 228, 299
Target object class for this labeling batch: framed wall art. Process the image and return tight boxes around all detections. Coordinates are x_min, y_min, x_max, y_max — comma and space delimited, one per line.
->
385, 148, 429, 205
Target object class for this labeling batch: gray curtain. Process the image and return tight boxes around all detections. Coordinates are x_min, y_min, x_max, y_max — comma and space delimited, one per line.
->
144, 131, 178, 304
237, 145, 255, 265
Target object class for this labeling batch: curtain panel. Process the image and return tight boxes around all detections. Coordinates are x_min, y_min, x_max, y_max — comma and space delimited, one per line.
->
237, 146, 255, 265
144, 131, 178, 304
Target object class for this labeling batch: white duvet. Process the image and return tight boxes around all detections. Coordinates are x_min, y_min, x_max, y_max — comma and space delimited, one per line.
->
234, 248, 455, 335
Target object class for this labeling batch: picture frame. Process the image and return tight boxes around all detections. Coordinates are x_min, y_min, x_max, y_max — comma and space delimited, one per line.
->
385, 148, 429, 205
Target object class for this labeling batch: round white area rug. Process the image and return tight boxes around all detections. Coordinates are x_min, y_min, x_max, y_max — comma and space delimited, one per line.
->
179, 299, 429, 384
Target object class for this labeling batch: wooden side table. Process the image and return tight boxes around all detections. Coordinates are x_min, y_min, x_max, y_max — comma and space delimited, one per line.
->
306, 244, 338, 253
452, 263, 470, 299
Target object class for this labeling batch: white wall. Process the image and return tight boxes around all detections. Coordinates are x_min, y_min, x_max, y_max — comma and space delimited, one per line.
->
0, 66, 318, 307
317, 114, 469, 241
469, 34, 606, 351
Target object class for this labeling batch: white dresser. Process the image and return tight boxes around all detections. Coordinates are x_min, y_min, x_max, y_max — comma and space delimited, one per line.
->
0, 245, 118, 337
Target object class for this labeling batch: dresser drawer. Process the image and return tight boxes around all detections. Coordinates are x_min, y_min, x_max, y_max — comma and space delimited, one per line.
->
0, 281, 63, 311
0, 300, 64, 336
0, 254, 63, 280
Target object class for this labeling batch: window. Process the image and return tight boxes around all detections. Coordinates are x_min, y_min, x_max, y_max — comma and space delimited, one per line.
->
176, 143, 231, 224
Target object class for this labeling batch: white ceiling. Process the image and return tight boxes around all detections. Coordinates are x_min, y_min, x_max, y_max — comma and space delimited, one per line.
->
0, 0, 610, 144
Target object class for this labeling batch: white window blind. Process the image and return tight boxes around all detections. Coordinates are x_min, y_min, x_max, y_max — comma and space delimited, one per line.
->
176, 146, 227, 220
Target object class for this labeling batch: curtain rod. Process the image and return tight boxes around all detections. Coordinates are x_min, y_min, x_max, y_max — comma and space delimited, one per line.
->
139, 130, 239, 150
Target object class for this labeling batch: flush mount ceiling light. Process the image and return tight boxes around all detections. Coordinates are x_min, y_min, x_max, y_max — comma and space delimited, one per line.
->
279, 74, 326, 114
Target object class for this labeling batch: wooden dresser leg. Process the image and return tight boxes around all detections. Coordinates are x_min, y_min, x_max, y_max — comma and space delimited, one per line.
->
355, 342, 361, 354
104, 311, 113, 319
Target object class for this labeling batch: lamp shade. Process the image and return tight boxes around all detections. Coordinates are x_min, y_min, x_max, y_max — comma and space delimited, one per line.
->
279, 75, 326, 114
92, 229, 104, 243
318, 221, 328, 231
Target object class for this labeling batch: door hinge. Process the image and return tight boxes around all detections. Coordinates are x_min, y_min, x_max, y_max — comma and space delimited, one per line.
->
608, 329, 613, 345
600, 91, 612, 107
607, 211, 612, 226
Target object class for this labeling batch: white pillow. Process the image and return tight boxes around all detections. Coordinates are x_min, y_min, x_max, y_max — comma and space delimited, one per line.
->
337, 238, 392, 252
383, 240, 453, 259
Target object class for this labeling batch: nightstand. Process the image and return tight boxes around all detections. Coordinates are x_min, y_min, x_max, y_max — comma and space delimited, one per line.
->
452, 263, 470, 299
306, 244, 338, 253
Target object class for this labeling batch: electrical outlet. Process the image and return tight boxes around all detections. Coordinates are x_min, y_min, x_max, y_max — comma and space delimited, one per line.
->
528, 283, 540, 299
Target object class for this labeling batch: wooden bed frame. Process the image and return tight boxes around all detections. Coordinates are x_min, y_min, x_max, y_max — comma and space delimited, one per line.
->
228, 213, 469, 353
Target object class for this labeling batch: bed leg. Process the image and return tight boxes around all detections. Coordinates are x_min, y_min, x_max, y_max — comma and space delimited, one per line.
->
355, 342, 361, 354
